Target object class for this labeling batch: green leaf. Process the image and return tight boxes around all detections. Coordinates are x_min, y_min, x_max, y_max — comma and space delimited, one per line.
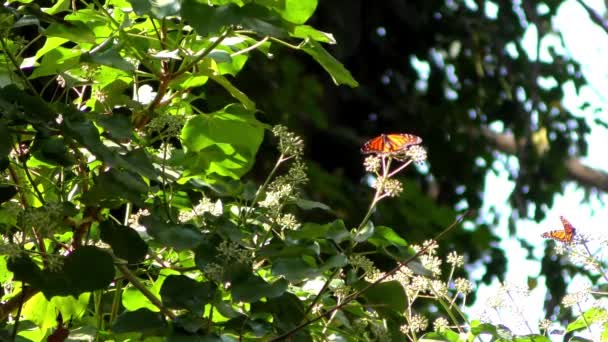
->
275, 0, 317, 24
0, 85, 56, 122
141, 215, 205, 250
320, 254, 347, 271
359, 280, 406, 314
420, 330, 462, 342
31, 136, 75, 166
181, 104, 266, 179
208, 74, 255, 111
252, 292, 305, 333
62, 246, 115, 295
82, 169, 148, 207
123, 268, 179, 312
369, 226, 408, 247
0, 121, 10, 157
128, 0, 181, 18
112, 308, 167, 333
301, 39, 358, 87
293, 198, 331, 211
45, 21, 96, 43
290, 25, 335, 43
288, 219, 349, 243
567, 307, 608, 332
353, 220, 374, 242
272, 257, 317, 282
100, 220, 148, 264
9, 246, 114, 298
0, 184, 17, 204
93, 112, 134, 141
160, 275, 216, 315
231, 275, 287, 302
181, 1, 242, 37
82, 43, 135, 72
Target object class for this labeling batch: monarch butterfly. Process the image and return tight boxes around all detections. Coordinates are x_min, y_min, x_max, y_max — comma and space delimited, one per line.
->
541, 216, 576, 243
361, 133, 422, 155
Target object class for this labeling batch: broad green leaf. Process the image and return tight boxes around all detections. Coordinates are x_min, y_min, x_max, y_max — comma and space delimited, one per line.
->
253, 292, 305, 333
30, 47, 81, 78
0, 85, 56, 122
9, 247, 114, 298
369, 226, 408, 247
0, 121, 10, 157
181, 1, 242, 37
0, 184, 17, 204
567, 307, 608, 332
62, 246, 115, 295
100, 220, 148, 264
208, 74, 256, 110
290, 25, 335, 43
288, 219, 349, 243
31, 136, 75, 166
81, 43, 135, 72
181, 104, 266, 179
112, 308, 167, 333
45, 21, 95, 43
92, 112, 134, 141
34, 37, 68, 59
272, 257, 317, 282
275, 0, 317, 24
82, 169, 148, 207
359, 280, 406, 314
353, 220, 374, 242
293, 198, 331, 211
231, 276, 287, 302
123, 268, 179, 312
420, 330, 462, 342
141, 215, 205, 250
320, 254, 348, 271
129, 0, 181, 18
160, 275, 216, 315
21, 292, 61, 332
301, 39, 358, 87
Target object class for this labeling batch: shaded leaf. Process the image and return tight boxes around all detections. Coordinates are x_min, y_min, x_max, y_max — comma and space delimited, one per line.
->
100, 220, 148, 264
160, 275, 216, 315
141, 215, 205, 250
112, 308, 167, 333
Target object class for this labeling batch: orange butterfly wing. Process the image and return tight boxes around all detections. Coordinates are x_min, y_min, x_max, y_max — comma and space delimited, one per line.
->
361, 133, 422, 154
541, 216, 576, 243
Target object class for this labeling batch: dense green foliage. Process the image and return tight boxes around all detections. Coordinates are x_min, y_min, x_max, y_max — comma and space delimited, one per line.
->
1, 0, 606, 341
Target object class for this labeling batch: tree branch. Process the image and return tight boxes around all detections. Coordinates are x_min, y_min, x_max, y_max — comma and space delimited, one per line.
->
480, 127, 608, 192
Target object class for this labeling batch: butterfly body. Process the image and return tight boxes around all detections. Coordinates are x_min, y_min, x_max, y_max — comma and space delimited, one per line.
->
361, 133, 422, 155
541, 216, 576, 243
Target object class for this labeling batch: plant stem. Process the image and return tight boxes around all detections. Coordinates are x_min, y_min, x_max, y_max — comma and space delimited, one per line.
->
116, 262, 176, 319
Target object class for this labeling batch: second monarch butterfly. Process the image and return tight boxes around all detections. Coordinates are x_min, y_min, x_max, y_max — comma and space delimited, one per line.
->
541, 216, 576, 243
361, 133, 422, 155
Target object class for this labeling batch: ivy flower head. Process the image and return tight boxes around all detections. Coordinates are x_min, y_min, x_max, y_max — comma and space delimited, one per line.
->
272, 125, 304, 158
216, 241, 252, 265
447, 251, 464, 268
562, 287, 592, 308
364, 155, 381, 173
433, 317, 449, 332
277, 213, 300, 230
420, 254, 442, 276
405, 145, 428, 163
454, 278, 474, 295
147, 114, 185, 138
372, 177, 403, 197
